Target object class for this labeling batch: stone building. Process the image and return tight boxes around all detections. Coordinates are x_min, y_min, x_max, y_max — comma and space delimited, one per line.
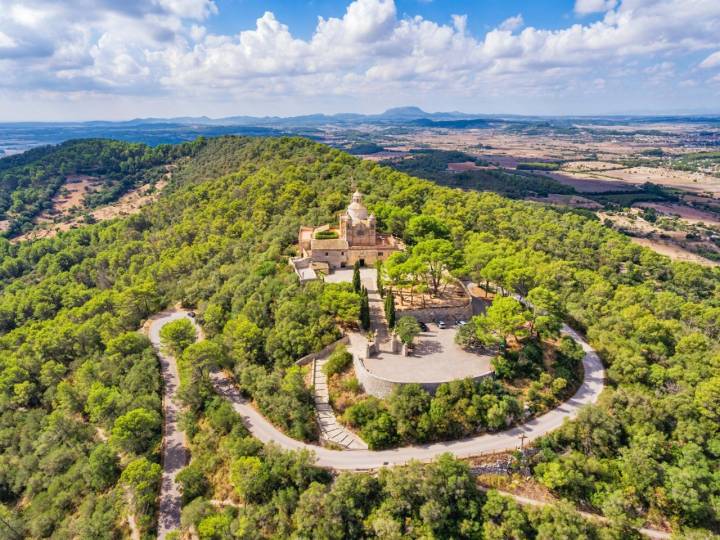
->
293, 190, 403, 276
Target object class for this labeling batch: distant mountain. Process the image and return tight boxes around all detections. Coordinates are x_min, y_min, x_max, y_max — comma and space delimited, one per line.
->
121, 106, 483, 128
377, 106, 429, 120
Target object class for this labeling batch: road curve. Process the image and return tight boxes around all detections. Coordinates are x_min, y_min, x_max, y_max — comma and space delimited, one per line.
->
146, 309, 202, 539
150, 308, 605, 472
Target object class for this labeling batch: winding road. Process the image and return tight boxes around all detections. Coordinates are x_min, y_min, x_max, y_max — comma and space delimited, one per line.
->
148, 305, 609, 537
146, 309, 201, 540
148, 310, 605, 473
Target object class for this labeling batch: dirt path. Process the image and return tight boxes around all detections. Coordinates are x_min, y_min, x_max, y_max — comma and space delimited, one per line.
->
479, 488, 671, 540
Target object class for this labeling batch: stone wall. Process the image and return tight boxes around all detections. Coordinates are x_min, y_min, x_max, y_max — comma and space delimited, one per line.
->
352, 355, 397, 398
396, 302, 473, 324
307, 248, 346, 269
295, 335, 349, 366
352, 354, 492, 398
394, 277, 473, 323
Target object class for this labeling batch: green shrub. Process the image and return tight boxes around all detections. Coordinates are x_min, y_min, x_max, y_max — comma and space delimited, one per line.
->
314, 230, 339, 239
342, 376, 362, 394
177, 462, 209, 505
516, 162, 561, 171
395, 316, 421, 345
160, 318, 197, 355
344, 396, 384, 428
323, 345, 353, 377
361, 412, 399, 449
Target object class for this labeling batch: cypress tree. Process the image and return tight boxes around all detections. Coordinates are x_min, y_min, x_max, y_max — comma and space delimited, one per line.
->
352, 260, 361, 293
360, 286, 370, 330
384, 291, 396, 328
376, 261, 384, 298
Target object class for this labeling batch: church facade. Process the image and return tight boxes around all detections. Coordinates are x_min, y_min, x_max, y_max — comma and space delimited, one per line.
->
296, 190, 403, 272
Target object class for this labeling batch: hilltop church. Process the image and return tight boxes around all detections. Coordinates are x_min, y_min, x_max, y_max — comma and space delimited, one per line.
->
292, 190, 403, 280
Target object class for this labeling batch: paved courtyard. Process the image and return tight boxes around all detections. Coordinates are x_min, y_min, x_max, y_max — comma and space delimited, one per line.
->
323, 266, 377, 284
323, 267, 493, 385
364, 323, 493, 383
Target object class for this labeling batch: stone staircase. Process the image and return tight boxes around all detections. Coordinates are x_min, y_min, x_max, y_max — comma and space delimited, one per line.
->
312, 356, 368, 450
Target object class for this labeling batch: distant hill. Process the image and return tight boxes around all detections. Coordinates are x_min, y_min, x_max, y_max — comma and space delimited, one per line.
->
121, 106, 484, 127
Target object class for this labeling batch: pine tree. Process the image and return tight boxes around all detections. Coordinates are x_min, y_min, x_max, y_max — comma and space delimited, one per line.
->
352, 260, 361, 293
384, 291, 396, 328
360, 286, 371, 331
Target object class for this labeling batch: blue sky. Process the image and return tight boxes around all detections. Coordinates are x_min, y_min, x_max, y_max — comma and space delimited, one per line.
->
206, 1, 589, 39
0, 0, 718, 120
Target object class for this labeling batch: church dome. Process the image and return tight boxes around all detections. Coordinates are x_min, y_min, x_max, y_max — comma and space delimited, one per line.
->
347, 190, 368, 221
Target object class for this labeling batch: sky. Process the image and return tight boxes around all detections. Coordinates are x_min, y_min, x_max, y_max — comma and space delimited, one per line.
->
0, 0, 719, 121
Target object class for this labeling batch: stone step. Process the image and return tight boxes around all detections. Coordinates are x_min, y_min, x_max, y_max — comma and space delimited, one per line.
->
339, 433, 352, 445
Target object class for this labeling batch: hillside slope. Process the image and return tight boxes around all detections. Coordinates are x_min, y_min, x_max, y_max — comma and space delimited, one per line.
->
0, 136, 719, 538
0, 139, 202, 238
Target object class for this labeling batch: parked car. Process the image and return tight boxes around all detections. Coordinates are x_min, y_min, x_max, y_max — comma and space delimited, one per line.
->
437, 320, 446, 329
419, 321, 429, 332
457, 320, 467, 327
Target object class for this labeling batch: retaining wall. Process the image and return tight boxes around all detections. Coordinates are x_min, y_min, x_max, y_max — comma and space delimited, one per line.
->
396, 303, 473, 324
395, 277, 473, 323
295, 335, 349, 366
353, 354, 493, 398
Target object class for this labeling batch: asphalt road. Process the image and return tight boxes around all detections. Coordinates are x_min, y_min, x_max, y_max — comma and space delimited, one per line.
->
152, 307, 605, 474
147, 309, 200, 540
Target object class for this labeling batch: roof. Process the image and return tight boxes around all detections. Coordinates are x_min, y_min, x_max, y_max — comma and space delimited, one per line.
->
297, 267, 317, 281
299, 227, 314, 243
348, 190, 369, 222
289, 256, 318, 282
311, 238, 349, 250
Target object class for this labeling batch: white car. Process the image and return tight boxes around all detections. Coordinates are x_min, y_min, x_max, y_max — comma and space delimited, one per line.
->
437, 320, 446, 329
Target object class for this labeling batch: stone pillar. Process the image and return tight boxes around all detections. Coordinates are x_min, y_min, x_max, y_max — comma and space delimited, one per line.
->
391, 333, 401, 354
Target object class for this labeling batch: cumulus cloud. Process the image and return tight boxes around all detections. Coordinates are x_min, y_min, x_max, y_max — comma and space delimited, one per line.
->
0, 0, 719, 114
499, 14, 524, 32
575, 0, 618, 15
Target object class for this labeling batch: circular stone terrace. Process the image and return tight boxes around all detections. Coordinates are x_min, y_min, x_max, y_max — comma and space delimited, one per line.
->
364, 323, 493, 384
324, 267, 493, 395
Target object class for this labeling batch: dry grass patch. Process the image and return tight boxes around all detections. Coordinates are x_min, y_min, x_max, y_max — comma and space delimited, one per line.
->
12, 174, 170, 243
328, 369, 365, 414
392, 281, 468, 310
633, 202, 720, 225
561, 160, 624, 172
